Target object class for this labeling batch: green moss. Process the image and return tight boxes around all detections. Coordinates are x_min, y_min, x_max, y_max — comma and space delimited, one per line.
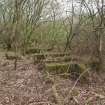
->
45, 63, 70, 74
78, 64, 87, 71
45, 63, 87, 75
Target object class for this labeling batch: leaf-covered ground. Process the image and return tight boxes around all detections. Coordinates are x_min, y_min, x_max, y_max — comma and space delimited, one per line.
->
0, 57, 105, 105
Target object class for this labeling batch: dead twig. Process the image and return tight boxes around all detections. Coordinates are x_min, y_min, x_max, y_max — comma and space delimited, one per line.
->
64, 68, 91, 103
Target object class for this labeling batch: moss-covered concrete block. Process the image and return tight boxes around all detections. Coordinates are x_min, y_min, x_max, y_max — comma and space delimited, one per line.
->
45, 63, 87, 74
45, 62, 88, 78
45, 63, 70, 74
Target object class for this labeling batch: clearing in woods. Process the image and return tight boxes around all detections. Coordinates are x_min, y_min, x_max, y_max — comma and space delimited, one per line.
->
1, 0, 105, 105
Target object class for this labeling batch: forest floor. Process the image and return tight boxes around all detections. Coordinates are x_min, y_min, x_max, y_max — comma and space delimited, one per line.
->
0, 54, 105, 105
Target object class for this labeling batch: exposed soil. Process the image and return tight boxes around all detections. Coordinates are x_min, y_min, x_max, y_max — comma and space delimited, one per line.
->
0, 56, 105, 105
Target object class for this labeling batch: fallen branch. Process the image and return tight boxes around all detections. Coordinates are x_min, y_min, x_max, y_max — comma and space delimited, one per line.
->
64, 68, 91, 103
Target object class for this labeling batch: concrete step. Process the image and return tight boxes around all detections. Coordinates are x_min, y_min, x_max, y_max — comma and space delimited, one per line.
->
45, 62, 86, 74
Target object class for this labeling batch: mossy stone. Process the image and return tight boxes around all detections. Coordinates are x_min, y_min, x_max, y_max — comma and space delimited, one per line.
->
45, 63, 70, 74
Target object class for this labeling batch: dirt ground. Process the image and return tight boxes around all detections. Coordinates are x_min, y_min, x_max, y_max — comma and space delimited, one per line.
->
0, 56, 105, 105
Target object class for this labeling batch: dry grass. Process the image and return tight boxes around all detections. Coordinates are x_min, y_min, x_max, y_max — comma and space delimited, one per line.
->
0, 54, 105, 105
